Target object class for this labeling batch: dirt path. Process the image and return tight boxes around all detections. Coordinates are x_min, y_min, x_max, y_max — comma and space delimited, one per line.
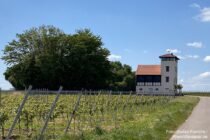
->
170, 96, 210, 140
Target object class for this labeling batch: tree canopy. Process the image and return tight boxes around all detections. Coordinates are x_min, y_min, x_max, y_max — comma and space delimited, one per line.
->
109, 61, 135, 91
2, 25, 135, 90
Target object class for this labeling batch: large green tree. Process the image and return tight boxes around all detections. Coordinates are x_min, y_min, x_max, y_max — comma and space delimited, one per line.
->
2, 25, 136, 91
109, 61, 135, 91
2, 25, 111, 90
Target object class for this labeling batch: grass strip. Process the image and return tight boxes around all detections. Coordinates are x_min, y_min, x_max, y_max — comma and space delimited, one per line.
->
61, 96, 199, 140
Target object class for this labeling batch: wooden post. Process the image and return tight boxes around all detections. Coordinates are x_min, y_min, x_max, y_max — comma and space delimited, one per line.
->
64, 92, 82, 134
6, 86, 32, 140
114, 92, 122, 128
123, 91, 132, 110
38, 86, 63, 140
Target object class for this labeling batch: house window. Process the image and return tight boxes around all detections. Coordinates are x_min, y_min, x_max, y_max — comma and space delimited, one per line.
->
155, 88, 159, 91
166, 66, 169, 72
166, 77, 169, 82
139, 82, 144, 86
162, 58, 175, 61
139, 88, 143, 91
149, 88, 153, 92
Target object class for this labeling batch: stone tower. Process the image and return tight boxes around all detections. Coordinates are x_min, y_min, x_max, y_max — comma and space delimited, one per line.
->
159, 53, 179, 93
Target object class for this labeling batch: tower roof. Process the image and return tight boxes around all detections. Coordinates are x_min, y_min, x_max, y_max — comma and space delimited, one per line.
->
136, 65, 161, 75
159, 53, 180, 60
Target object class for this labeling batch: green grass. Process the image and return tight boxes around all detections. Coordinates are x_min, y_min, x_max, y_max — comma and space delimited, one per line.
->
63, 96, 199, 140
1, 93, 199, 140
184, 92, 210, 97
0, 93, 174, 139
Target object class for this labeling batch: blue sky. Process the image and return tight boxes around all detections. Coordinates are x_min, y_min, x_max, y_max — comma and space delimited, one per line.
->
0, 0, 210, 91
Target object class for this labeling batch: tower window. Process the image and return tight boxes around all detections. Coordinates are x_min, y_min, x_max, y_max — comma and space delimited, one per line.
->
166, 77, 169, 82
166, 66, 169, 72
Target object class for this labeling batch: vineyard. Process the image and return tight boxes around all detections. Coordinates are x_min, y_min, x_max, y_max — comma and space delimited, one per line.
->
0, 88, 175, 140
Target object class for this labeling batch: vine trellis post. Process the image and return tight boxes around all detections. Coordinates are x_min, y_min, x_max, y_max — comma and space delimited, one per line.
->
6, 85, 33, 140
64, 91, 83, 134
38, 86, 63, 140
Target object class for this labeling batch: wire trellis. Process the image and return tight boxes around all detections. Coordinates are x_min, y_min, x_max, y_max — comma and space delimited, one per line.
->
0, 87, 175, 140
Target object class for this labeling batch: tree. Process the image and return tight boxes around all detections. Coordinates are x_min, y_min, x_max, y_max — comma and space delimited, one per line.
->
174, 84, 183, 94
109, 61, 135, 91
2, 25, 111, 90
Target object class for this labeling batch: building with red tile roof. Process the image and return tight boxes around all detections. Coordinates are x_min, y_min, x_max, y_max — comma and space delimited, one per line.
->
136, 53, 179, 94
136, 65, 161, 75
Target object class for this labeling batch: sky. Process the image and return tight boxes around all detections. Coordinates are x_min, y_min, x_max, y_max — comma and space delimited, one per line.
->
0, 0, 210, 91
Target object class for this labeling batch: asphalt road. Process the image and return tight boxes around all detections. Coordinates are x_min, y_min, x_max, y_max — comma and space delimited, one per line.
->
170, 96, 210, 140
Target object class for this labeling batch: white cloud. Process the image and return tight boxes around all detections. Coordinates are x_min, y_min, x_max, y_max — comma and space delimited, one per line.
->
186, 55, 199, 59
191, 4, 210, 22
198, 72, 210, 79
190, 3, 201, 9
182, 75, 210, 91
179, 79, 184, 83
204, 56, 210, 62
198, 7, 210, 22
183, 82, 210, 91
166, 49, 180, 54
186, 42, 203, 48
178, 55, 199, 60
108, 54, 122, 61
